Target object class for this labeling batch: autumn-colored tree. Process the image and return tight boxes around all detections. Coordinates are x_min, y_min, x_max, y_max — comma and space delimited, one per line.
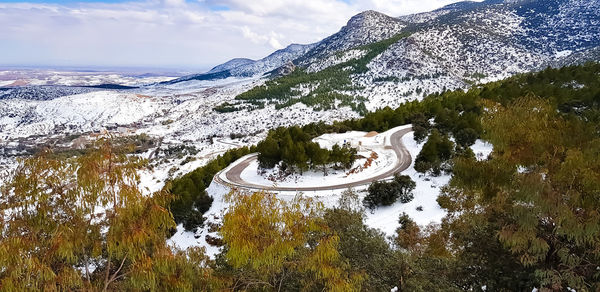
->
0, 140, 220, 291
395, 213, 423, 253
219, 190, 364, 291
440, 96, 600, 291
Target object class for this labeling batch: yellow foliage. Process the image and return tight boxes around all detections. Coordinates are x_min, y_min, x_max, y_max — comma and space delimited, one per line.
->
221, 190, 363, 291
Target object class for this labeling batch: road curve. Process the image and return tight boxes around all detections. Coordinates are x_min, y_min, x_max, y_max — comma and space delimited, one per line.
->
215, 127, 413, 191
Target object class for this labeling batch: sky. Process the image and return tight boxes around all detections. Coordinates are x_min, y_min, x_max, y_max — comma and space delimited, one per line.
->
0, 0, 472, 71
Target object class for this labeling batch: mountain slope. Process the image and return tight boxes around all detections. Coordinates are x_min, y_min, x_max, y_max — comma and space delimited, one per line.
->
324, 0, 600, 108
366, 0, 600, 86
296, 10, 407, 66
164, 43, 315, 84
168, 0, 599, 102
207, 58, 255, 74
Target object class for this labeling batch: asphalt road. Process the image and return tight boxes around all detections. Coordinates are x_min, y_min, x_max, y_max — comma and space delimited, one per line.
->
215, 127, 413, 191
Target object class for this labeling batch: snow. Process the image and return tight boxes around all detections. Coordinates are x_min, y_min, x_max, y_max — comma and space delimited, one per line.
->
365, 131, 448, 235
167, 128, 497, 255
555, 50, 573, 58
1, 0, 596, 260
471, 139, 494, 161
222, 126, 411, 190
306, 49, 367, 73
167, 181, 231, 257
0, 69, 177, 87
175, 127, 436, 257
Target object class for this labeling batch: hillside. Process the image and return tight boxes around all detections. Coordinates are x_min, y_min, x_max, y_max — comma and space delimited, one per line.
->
171, 0, 600, 111
1, 0, 600, 290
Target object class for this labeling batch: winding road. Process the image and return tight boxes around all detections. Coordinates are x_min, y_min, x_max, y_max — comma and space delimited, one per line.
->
214, 127, 413, 191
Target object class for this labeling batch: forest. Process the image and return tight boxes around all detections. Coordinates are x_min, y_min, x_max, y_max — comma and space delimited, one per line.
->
231, 33, 409, 114
256, 125, 357, 174
1, 62, 599, 290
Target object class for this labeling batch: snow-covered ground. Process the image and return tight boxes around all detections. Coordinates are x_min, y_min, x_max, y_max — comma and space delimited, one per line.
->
364, 131, 450, 235
231, 127, 405, 189
0, 69, 179, 87
171, 128, 494, 258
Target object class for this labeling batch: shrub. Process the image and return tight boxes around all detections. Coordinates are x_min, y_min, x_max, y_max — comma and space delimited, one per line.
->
364, 174, 416, 209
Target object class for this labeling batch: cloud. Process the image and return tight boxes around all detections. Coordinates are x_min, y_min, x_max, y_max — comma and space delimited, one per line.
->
0, 0, 476, 70
240, 26, 285, 50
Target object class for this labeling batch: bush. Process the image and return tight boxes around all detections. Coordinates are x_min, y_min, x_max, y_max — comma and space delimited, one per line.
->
182, 210, 206, 232
414, 130, 455, 175
169, 146, 254, 230
364, 174, 416, 209
411, 113, 430, 143
455, 127, 478, 147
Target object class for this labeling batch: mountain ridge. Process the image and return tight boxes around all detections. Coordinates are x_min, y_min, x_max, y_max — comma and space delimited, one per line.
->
167, 0, 598, 88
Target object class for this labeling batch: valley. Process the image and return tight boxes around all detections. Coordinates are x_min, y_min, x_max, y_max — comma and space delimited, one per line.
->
1, 0, 599, 290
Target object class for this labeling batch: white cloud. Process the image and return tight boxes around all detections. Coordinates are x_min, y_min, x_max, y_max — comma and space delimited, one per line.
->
0, 0, 476, 70
269, 37, 284, 50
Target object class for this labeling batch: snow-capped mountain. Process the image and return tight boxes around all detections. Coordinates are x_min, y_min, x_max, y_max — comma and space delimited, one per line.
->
296, 10, 407, 66
1, 0, 598, 178
164, 43, 315, 83
364, 0, 598, 84
167, 0, 598, 95
207, 58, 255, 74
312, 0, 600, 108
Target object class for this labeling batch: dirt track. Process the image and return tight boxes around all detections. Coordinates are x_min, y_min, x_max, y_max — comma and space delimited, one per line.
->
215, 127, 413, 191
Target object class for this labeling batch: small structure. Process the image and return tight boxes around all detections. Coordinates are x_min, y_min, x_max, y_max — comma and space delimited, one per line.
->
364, 131, 378, 137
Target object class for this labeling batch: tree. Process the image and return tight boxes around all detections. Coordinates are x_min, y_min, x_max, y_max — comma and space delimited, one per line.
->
454, 127, 478, 148
363, 175, 416, 209
0, 141, 219, 291
324, 207, 406, 291
169, 146, 253, 231
330, 144, 344, 169
312, 146, 330, 175
395, 213, 423, 252
292, 143, 309, 174
219, 191, 364, 291
440, 96, 600, 291
411, 113, 430, 143
414, 130, 455, 175
257, 136, 281, 169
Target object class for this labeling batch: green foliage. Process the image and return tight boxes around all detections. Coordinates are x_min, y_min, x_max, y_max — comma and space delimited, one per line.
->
213, 102, 241, 113
363, 174, 416, 209
440, 95, 600, 291
256, 125, 357, 172
480, 62, 600, 110
169, 146, 255, 231
235, 33, 410, 113
414, 129, 455, 175
219, 191, 364, 291
411, 113, 430, 143
324, 207, 407, 291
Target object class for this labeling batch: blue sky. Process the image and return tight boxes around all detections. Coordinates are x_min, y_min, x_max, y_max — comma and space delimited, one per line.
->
0, 0, 472, 70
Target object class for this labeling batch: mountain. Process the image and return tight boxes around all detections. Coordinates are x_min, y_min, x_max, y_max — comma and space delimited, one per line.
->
365, 0, 600, 87
207, 58, 255, 74
296, 10, 406, 66
181, 0, 595, 112
163, 43, 315, 84
2, 0, 598, 151
167, 0, 599, 93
